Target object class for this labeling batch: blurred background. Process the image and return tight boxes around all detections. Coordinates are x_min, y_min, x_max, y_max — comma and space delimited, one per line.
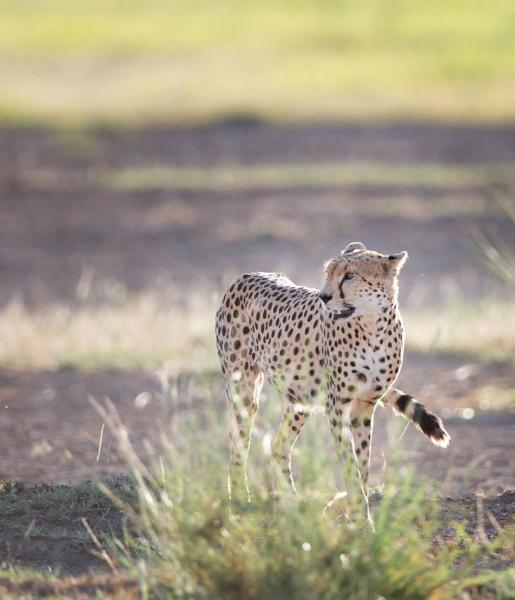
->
0, 1, 513, 491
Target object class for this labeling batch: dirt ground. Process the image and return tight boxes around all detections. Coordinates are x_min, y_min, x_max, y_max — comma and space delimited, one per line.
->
0, 123, 513, 579
1, 123, 514, 306
0, 356, 513, 494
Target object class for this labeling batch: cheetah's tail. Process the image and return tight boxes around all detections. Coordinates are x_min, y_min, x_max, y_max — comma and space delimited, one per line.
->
386, 388, 450, 448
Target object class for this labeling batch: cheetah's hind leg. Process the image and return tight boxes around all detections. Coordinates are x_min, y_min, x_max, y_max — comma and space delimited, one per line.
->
271, 399, 311, 494
225, 367, 264, 504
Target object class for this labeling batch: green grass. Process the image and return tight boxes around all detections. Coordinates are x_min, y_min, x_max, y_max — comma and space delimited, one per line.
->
1, 1, 514, 124
128, 478, 513, 599
0, 479, 134, 522
0, 478, 138, 597
132, 482, 456, 599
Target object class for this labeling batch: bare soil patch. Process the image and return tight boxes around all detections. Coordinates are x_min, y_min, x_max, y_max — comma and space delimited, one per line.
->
0, 354, 513, 492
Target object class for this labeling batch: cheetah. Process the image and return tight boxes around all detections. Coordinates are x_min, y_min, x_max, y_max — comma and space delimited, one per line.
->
215, 242, 450, 517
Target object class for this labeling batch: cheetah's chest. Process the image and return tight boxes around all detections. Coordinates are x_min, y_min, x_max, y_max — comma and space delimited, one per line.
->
323, 314, 404, 401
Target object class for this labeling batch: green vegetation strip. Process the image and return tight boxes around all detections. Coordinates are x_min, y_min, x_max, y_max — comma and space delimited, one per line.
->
0, 1, 514, 123
106, 162, 514, 192
16, 162, 515, 193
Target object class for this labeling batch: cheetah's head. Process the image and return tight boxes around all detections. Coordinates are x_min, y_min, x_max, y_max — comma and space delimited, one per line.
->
319, 242, 408, 319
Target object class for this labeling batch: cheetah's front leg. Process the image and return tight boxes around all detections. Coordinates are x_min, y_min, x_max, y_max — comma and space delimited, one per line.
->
349, 402, 375, 497
326, 393, 372, 522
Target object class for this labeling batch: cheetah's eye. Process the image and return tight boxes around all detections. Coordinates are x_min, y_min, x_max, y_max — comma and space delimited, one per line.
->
342, 271, 356, 282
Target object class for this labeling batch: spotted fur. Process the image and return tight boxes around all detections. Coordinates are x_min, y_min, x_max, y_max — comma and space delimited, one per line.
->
215, 242, 450, 513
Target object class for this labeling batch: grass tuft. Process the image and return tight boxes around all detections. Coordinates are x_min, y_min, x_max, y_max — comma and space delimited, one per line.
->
97, 392, 512, 600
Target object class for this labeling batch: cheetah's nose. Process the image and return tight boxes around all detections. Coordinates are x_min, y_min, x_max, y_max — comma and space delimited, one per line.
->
319, 292, 332, 304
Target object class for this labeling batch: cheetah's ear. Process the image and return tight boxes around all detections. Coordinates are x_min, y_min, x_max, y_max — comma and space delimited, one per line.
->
342, 241, 366, 255
387, 251, 408, 272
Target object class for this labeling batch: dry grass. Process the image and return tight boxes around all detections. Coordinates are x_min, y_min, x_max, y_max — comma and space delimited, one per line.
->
0, 291, 513, 371
404, 300, 515, 360
0, 295, 216, 371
